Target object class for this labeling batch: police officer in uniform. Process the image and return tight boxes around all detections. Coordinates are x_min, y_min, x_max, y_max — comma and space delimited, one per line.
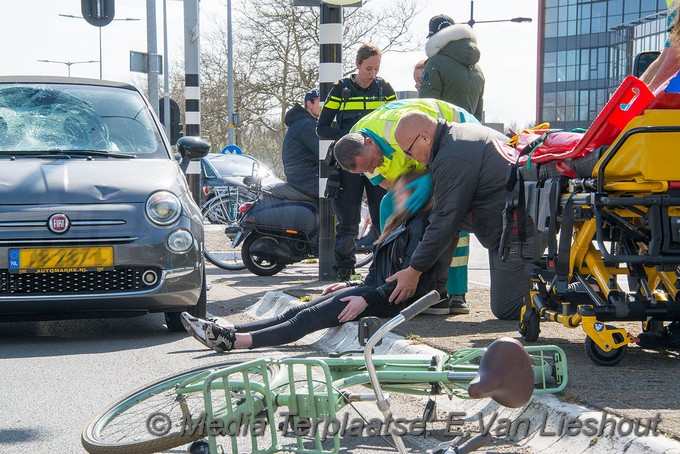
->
317, 43, 397, 280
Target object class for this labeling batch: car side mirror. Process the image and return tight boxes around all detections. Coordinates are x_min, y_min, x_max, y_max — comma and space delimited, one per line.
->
633, 50, 661, 78
176, 137, 210, 174
176, 136, 211, 160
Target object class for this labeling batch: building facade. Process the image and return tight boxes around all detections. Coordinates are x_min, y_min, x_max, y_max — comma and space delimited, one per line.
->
538, 0, 670, 130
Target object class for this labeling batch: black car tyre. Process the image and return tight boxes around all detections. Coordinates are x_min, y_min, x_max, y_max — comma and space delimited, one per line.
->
165, 268, 207, 332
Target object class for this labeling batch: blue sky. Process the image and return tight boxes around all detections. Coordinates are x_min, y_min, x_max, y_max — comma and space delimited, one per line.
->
2, 0, 538, 127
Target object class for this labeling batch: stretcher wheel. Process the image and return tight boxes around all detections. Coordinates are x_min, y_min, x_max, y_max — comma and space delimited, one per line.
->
584, 327, 627, 366
519, 310, 540, 342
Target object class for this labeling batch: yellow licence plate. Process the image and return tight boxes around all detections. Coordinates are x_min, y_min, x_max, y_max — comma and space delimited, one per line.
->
9, 247, 114, 273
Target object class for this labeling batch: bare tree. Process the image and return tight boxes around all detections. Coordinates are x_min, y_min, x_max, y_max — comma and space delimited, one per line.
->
235, 0, 421, 133
167, 0, 421, 175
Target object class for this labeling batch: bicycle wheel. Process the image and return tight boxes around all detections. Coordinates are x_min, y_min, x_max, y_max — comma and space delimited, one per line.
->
82, 361, 279, 454
202, 195, 247, 271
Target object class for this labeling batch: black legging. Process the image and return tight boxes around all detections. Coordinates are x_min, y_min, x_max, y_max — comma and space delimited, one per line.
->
234, 286, 409, 348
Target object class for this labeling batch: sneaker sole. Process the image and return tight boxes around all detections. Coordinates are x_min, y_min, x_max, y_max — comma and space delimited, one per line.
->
181, 316, 212, 349
449, 308, 471, 315
422, 308, 451, 315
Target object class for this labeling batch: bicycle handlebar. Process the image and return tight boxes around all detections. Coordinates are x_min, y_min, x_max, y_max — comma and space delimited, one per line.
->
399, 290, 441, 321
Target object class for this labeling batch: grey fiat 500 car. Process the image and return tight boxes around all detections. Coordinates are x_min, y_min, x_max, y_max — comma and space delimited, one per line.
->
0, 76, 208, 331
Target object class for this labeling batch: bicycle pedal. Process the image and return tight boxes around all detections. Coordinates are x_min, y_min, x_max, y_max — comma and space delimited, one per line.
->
423, 398, 437, 422
358, 316, 383, 347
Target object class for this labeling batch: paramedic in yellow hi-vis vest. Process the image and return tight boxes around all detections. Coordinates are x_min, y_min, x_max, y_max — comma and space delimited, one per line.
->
317, 44, 397, 281
335, 98, 479, 315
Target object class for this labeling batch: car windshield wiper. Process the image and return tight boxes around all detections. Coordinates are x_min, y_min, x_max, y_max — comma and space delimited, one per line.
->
42, 149, 137, 159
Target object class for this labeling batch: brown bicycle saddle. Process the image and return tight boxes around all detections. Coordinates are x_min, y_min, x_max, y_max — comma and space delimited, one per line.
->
467, 337, 534, 408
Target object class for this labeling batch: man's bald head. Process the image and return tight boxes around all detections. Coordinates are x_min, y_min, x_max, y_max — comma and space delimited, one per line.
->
394, 111, 438, 164
396, 110, 437, 134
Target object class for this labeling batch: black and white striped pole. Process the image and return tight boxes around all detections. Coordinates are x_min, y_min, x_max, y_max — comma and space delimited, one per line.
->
318, 2, 343, 280
295, 0, 361, 280
183, 0, 201, 137
183, 0, 202, 204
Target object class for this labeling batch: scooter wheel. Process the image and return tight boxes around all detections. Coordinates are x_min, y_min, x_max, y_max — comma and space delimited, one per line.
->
584, 327, 627, 366
242, 233, 286, 276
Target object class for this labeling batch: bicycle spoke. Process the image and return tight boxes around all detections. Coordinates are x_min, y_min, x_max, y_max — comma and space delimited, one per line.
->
202, 190, 250, 271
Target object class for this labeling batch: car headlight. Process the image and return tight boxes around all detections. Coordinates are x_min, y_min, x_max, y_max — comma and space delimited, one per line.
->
167, 229, 194, 253
146, 191, 182, 225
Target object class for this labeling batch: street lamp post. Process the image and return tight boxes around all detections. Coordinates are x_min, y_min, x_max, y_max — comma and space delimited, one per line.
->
37, 59, 99, 77
59, 14, 140, 79
465, 0, 532, 27
226, 0, 235, 146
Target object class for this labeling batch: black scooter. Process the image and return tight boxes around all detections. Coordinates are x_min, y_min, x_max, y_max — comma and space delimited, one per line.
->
231, 169, 373, 276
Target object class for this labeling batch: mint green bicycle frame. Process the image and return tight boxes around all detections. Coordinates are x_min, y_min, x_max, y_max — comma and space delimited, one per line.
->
191, 346, 567, 454
82, 292, 568, 454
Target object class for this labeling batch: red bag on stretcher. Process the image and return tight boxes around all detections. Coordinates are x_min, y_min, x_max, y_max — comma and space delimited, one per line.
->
494, 76, 656, 167
494, 130, 584, 166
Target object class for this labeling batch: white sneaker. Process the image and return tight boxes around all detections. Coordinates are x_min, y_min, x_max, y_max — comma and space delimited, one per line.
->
205, 323, 236, 353
180, 312, 213, 349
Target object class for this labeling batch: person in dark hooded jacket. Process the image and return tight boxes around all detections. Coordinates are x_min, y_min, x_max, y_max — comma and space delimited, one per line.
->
418, 15, 485, 122
180, 170, 453, 353
267, 88, 320, 201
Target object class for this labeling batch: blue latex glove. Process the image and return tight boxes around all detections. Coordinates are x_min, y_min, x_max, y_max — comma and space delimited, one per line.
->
404, 173, 433, 213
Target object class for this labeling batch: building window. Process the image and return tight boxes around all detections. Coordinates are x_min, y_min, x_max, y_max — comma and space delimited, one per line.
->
539, 0, 667, 128
579, 91, 589, 122
624, 0, 641, 23
578, 3, 592, 34
592, 1, 608, 33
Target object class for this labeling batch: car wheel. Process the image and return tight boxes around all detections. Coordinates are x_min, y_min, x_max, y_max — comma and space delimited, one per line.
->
165, 267, 207, 332
164, 312, 185, 332
189, 272, 208, 319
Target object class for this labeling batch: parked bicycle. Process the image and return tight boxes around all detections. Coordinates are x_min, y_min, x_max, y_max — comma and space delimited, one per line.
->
82, 291, 567, 454
202, 185, 254, 271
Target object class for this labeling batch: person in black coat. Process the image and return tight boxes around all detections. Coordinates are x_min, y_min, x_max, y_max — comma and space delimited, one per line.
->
267, 88, 320, 201
316, 44, 397, 280
387, 111, 544, 321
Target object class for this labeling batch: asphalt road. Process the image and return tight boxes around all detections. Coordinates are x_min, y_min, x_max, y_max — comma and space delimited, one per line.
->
2, 263, 494, 454
3, 237, 679, 454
